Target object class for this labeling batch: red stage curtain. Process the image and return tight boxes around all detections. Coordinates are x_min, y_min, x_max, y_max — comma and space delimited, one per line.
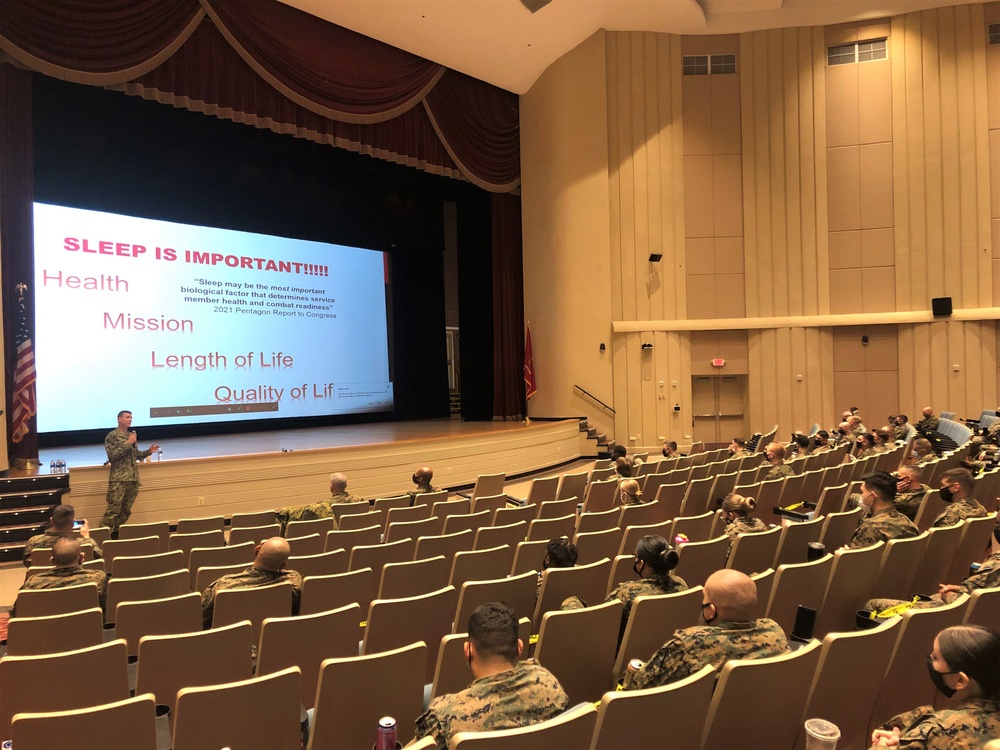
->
492, 192, 526, 421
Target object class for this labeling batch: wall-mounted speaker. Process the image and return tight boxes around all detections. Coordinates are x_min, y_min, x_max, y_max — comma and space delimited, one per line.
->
931, 297, 953, 317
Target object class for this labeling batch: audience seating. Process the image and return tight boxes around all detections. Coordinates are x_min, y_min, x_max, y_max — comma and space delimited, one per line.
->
618, 499, 665, 527
537, 497, 579, 520
680, 476, 715, 517
670, 511, 715, 543
473, 520, 528, 550
527, 513, 577, 542
912, 488, 948, 532
229, 509, 277, 528
172, 667, 301, 750
443, 510, 492, 536
373, 495, 411, 522
110, 549, 185, 579
324, 524, 380, 552
175, 516, 225, 535
470, 493, 509, 518
726, 525, 782, 575
193, 562, 250, 594
964, 586, 1000, 628
812, 483, 849, 519
450, 545, 515, 588
910, 521, 964, 595
451, 703, 598, 749
363, 586, 458, 682
556, 471, 588, 502
576, 507, 620, 534
431, 497, 471, 518
385, 503, 432, 531
772, 515, 824, 567
378, 555, 450, 600
27, 545, 91, 567
102, 537, 162, 575
256, 603, 362, 709
872, 532, 930, 601
105, 569, 191, 625
673, 535, 729, 588
467, 472, 506, 503
617, 520, 673, 556
10, 693, 158, 750
764, 554, 834, 637
532, 558, 611, 630
797, 618, 901, 750
227, 523, 281, 546
287, 548, 348, 578
511, 538, 550, 576
5, 607, 104, 656
118, 521, 170, 552
114, 592, 202, 657
818, 505, 863, 550
413, 529, 475, 561
517, 476, 559, 506
307, 642, 426, 750
701, 640, 823, 750
868, 595, 970, 737
212, 582, 294, 644
167, 530, 225, 567
581, 478, 618, 513
605, 554, 635, 594
135, 621, 253, 720
814, 542, 885, 637
13, 582, 100, 618
330, 500, 371, 524
491, 503, 536, 528
386, 515, 443, 544
591, 664, 716, 750
349, 538, 416, 591
298, 568, 373, 618
24, 557, 104, 581
0, 639, 131, 740
653, 483, 688, 520
574, 527, 625, 565
284, 517, 335, 539
187, 541, 256, 588
945, 513, 997, 584
335, 510, 383, 532
453, 571, 538, 631
612, 586, 704, 682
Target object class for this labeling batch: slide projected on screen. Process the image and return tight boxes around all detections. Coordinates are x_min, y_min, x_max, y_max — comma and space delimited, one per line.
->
33, 203, 393, 434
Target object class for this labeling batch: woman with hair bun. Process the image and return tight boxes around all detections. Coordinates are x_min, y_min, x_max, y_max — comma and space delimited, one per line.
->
604, 534, 688, 645
618, 478, 644, 506
870, 624, 1000, 748
720, 493, 767, 557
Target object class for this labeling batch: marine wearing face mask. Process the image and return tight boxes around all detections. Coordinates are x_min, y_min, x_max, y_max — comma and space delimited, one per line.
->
870, 625, 1000, 749
932, 468, 988, 528
845, 471, 919, 550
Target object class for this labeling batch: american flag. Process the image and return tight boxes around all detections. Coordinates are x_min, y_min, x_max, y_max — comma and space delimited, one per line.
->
11, 283, 36, 443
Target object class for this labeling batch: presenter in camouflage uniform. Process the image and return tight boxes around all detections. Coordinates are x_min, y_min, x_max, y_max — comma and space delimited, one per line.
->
274, 472, 364, 533
200, 537, 302, 628
103, 410, 159, 535
846, 471, 919, 549
932, 468, 989, 528
13, 537, 107, 616
624, 568, 787, 690
410, 602, 568, 750
870, 625, 1000, 749
865, 537, 1000, 614
894, 466, 931, 521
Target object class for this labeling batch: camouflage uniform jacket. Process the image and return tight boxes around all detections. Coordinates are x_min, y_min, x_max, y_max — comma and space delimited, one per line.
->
21, 529, 103, 567
894, 425, 909, 441
916, 416, 940, 434
878, 698, 1000, 749
764, 463, 795, 481
406, 484, 440, 505
625, 618, 788, 690
932, 497, 988, 528
605, 575, 688, 645
275, 491, 365, 530
846, 506, 919, 550
15, 565, 108, 615
200, 566, 303, 628
724, 517, 768, 557
894, 485, 931, 521
105, 428, 152, 484
413, 661, 569, 750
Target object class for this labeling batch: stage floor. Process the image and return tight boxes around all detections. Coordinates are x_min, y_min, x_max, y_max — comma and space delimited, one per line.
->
39, 418, 560, 470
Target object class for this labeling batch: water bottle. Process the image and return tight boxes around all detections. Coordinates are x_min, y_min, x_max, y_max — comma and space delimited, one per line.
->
50, 460, 55, 473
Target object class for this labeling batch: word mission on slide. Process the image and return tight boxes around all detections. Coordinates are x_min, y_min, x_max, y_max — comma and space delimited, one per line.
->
33, 203, 393, 433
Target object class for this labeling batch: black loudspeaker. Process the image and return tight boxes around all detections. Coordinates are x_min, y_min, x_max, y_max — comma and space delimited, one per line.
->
931, 297, 953, 317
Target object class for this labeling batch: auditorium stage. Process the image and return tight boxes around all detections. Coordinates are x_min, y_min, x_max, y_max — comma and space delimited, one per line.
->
38, 418, 585, 528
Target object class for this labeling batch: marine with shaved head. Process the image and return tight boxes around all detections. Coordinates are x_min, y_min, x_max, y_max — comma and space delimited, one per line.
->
623, 569, 788, 690
406, 466, 440, 504
199, 537, 302, 628
274, 471, 365, 533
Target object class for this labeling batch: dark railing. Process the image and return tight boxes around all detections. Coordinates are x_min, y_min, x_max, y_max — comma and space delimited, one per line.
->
573, 385, 614, 414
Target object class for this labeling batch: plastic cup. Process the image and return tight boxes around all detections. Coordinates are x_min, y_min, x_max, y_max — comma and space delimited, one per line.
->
804, 718, 841, 750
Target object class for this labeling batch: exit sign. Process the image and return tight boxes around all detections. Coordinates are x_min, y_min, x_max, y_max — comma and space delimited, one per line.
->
711, 358, 726, 367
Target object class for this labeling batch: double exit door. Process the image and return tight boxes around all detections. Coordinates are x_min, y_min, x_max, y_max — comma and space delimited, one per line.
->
692, 376, 748, 447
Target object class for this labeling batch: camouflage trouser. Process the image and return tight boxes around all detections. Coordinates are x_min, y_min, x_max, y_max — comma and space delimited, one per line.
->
864, 596, 940, 614
103, 481, 139, 533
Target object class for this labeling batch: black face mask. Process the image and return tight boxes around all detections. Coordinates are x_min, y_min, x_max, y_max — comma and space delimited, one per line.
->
926, 655, 958, 698
939, 486, 954, 504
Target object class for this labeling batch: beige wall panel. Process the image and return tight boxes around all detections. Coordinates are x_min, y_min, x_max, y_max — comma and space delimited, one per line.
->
829, 268, 862, 314
718, 329, 750, 361
858, 142, 894, 229
683, 78, 713, 156
862, 266, 896, 313
521, 31, 614, 436
711, 75, 742, 155
716, 274, 747, 319
685, 154, 715, 237
690, 331, 719, 362
994, 258, 1000, 306
832, 327, 866, 371
682, 36, 710, 55
863, 325, 899, 371
687, 237, 716, 275
834, 371, 868, 415
991, 129, 1000, 220
826, 64, 861, 148
866, 370, 901, 420
710, 35, 740, 54
987, 5, 1000, 129
715, 236, 744, 272
825, 24, 860, 47
686, 274, 717, 319
861, 228, 895, 268
858, 59, 893, 144
829, 230, 862, 270
713, 154, 744, 236
827, 146, 862, 231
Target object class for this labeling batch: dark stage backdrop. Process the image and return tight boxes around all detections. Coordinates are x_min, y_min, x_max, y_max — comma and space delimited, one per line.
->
31, 75, 494, 444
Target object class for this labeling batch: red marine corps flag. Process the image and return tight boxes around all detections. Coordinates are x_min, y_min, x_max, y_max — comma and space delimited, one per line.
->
11, 282, 36, 443
523, 325, 537, 400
